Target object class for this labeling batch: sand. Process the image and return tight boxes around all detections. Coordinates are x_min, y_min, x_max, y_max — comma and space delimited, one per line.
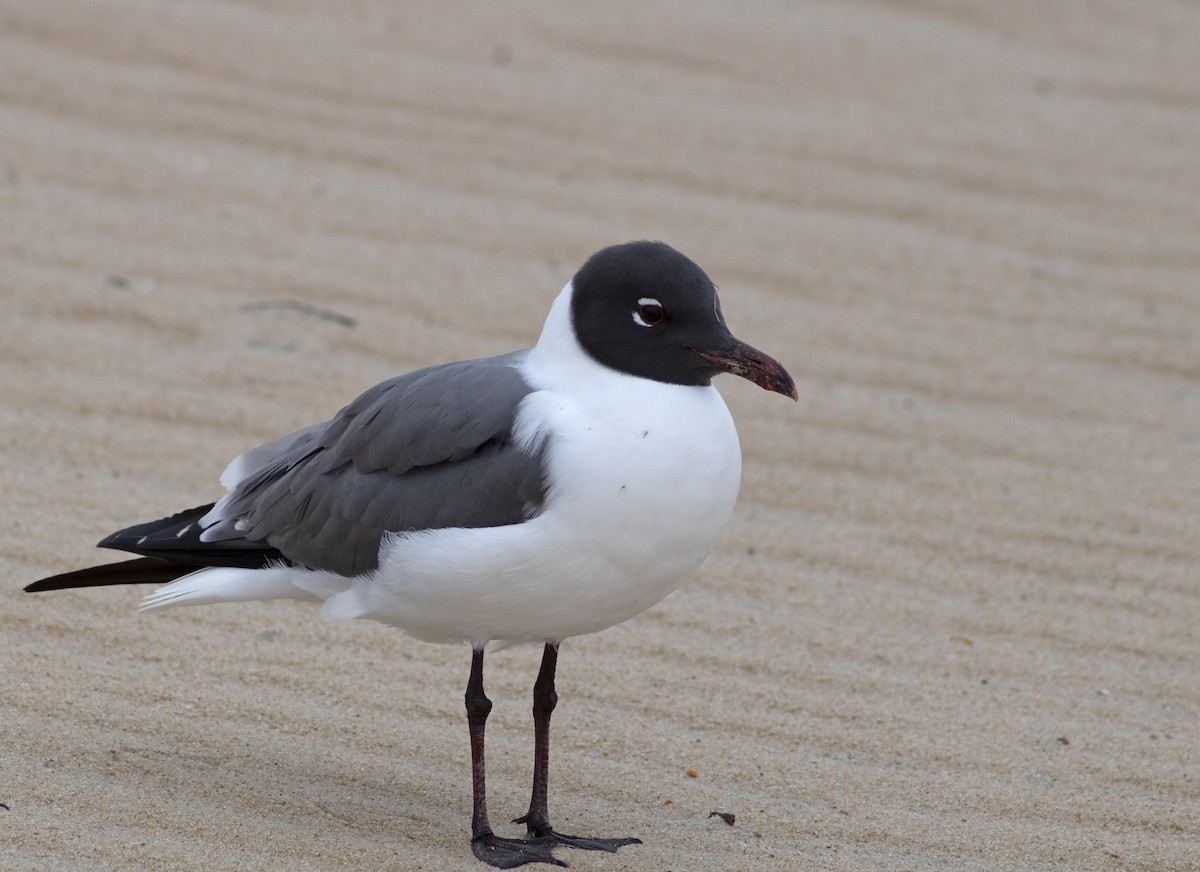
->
2, 2, 1198, 870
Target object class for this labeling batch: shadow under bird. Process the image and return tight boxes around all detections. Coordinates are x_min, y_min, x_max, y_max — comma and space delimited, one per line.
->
27, 240, 796, 868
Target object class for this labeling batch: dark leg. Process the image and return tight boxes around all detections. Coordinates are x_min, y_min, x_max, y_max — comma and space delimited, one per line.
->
466, 647, 564, 869
517, 642, 557, 833
514, 643, 641, 854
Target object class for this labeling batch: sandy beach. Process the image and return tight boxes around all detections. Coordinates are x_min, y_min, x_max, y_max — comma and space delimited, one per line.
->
2, 2, 1198, 869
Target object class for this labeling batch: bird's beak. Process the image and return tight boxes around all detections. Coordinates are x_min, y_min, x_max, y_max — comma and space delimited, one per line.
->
691, 338, 798, 400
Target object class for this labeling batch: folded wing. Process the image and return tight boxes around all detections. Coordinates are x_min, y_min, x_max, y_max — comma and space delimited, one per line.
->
29, 351, 548, 591
198, 350, 547, 577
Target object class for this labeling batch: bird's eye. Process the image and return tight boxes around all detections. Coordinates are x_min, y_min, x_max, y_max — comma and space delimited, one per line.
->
632, 297, 667, 328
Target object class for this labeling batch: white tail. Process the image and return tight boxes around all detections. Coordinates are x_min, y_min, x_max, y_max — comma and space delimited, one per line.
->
139, 566, 326, 612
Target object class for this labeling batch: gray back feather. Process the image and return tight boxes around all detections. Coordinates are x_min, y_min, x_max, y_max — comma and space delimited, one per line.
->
202, 351, 546, 576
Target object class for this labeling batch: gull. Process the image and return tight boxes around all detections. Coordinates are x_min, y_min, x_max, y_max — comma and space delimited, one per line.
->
27, 240, 796, 867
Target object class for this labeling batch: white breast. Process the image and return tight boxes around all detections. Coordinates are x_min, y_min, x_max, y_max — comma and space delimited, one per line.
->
341, 285, 744, 646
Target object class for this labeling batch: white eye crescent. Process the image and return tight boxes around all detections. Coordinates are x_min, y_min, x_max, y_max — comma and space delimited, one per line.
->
632, 297, 666, 328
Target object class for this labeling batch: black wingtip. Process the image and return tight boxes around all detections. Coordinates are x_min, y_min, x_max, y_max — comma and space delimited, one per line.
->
24, 557, 194, 592
95, 503, 216, 554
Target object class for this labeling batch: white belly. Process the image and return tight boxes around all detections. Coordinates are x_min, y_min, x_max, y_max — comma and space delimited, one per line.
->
350, 374, 742, 645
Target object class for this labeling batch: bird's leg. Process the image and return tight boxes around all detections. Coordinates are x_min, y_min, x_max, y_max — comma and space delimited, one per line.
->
466, 647, 565, 869
517, 642, 558, 834
466, 647, 495, 843
513, 643, 641, 855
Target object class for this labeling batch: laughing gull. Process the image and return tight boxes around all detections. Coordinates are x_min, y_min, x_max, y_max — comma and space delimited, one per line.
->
26, 240, 796, 867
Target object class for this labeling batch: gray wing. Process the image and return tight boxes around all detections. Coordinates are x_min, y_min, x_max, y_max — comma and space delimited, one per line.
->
200, 350, 546, 577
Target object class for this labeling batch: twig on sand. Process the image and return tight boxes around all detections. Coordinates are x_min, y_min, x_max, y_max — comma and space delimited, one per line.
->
240, 299, 357, 328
